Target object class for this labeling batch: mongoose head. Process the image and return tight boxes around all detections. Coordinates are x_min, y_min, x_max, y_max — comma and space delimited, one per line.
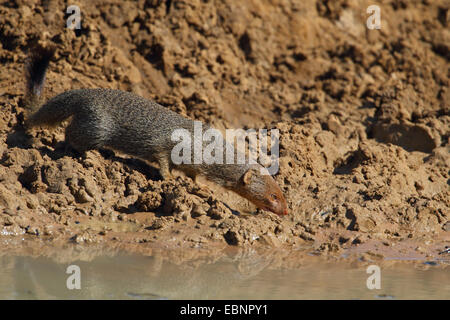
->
236, 166, 288, 215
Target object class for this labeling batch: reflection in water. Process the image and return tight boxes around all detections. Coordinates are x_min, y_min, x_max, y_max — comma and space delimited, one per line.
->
0, 250, 448, 299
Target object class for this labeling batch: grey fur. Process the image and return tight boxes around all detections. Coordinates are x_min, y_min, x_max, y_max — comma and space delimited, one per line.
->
27, 88, 251, 188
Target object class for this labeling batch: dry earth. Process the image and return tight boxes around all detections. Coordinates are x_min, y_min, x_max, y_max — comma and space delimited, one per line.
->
0, 0, 449, 261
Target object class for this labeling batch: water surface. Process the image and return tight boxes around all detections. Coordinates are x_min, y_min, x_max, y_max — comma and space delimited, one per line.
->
0, 250, 448, 299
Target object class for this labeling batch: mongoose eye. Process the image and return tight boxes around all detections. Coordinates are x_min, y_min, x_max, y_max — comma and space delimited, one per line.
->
270, 193, 279, 201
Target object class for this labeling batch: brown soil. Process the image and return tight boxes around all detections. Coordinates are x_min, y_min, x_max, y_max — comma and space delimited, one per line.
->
0, 0, 449, 260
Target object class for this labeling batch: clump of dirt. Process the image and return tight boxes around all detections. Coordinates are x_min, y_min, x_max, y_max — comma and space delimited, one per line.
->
0, 0, 448, 257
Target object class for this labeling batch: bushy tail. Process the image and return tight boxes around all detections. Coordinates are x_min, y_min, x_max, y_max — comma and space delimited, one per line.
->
23, 44, 77, 128
24, 44, 55, 114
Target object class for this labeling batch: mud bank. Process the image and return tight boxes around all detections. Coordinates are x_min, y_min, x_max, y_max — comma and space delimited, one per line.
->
0, 0, 449, 257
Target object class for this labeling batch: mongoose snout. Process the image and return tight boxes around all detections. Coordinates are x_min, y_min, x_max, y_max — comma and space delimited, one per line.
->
238, 167, 288, 215
23, 45, 289, 216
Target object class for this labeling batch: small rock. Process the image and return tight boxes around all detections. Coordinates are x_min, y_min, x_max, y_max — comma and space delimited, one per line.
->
443, 221, 450, 232
224, 230, 241, 245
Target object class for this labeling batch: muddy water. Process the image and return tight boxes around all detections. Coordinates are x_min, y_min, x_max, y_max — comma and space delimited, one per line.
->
0, 250, 448, 300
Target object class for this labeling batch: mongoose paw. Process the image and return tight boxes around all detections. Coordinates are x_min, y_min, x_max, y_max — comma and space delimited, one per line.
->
64, 143, 83, 157
159, 169, 173, 180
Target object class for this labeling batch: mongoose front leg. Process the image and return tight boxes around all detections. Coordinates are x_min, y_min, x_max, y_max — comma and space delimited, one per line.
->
157, 156, 173, 180
185, 171, 198, 184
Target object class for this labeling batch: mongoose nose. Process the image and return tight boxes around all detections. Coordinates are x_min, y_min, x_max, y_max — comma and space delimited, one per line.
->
273, 206, 288, 215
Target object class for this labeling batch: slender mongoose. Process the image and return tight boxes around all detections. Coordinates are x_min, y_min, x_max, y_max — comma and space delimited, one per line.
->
23, 45, 288, 215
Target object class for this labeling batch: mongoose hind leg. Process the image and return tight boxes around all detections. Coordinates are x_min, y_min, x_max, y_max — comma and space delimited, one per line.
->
65, 118, 107, 154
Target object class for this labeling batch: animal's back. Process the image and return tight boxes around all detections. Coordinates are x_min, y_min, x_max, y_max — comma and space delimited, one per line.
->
32, 88, 194, 160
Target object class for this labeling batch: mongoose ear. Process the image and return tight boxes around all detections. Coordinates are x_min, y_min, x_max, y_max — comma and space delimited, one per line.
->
243, 168, 257, 185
